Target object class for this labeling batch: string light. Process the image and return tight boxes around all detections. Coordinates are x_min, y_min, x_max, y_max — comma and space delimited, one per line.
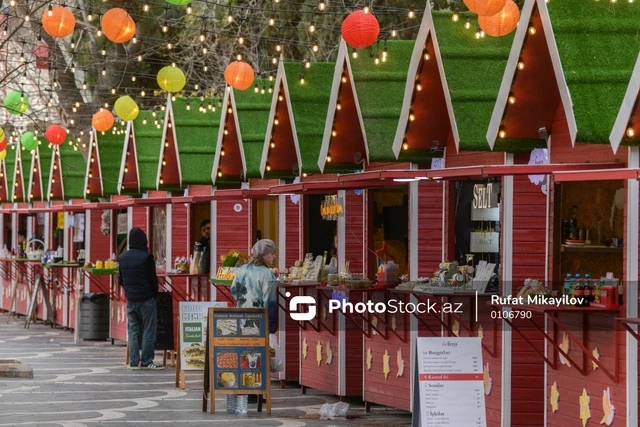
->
508, 95, 516, 104
627, 127, 635, 137
517, 61, 525, 70
528, 27, 536, 35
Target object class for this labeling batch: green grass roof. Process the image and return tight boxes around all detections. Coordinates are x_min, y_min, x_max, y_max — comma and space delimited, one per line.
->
233, 78, 273, 179
433, 11, 514, 151
350, 40, 414, 162
13, 146, 26, 201
5, 147, 16, 200
285, 62, 334, 175
96, 129, 125, 196
58, 138, 87, 199
134, 110, 163, 192
547, 0, 640, 144
172, 97, 220, 185
37, 145, 52, 199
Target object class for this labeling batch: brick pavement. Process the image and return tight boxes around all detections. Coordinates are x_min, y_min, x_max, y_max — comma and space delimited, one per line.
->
0, 313, 411, 427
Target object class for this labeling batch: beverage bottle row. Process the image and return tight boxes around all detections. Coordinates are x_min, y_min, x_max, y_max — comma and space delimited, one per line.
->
563, 273, 602, 307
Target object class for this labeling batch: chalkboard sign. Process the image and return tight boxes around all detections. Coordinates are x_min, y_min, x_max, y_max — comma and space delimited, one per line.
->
155, 292, 174, 351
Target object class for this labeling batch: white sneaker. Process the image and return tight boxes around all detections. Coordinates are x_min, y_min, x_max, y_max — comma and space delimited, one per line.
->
141, 363, 164, 370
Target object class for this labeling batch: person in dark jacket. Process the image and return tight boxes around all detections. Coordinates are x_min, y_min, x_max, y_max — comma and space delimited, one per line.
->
118, 228, 161, 369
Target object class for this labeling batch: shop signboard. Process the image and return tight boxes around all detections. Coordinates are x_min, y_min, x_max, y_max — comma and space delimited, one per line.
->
203, 307, 271, 414
321, 195, 344, 220
469, 232, 500, 253
471, 183, 500, 221
412, 337, 486, 427
179, 301, 228, 371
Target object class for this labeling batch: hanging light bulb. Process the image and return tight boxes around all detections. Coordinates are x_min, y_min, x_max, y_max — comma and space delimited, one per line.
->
143, 4, 150, 12
318, 0, 326, 11
269, 16, 275, 26
465, 18, 471, 29
312, 44, 319, 52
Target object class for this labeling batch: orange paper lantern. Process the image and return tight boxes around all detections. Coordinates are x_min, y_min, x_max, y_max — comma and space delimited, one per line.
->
341, 10, 380, 49
92, 109, 115, 132
478, 0, 520, 37
224, 61, 255, 91
45, 125, 67, 146
463, 0, 507, 16
102, 8, 136, 43
0, 139, 6, 151
42, 6, 76, 38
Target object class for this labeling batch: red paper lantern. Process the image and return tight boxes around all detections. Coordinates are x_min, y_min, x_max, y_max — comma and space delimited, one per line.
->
478, 0, 520, 37
0, 139, 6, 151
45, 125, 67, 146
102, 8, 136, 43
224, 61, 255, 91
463, 0, 507, 16
92, 109, 115, 132
42, 6, 76, 38
341, 10, 380, 49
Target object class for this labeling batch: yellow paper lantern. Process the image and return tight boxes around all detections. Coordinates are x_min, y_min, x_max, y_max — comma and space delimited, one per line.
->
0, 150, 6, 161
102, 8, 136, 43
0, 128, 4, 141
114, 96, 139, 122
478, 0, 520, 37
157, 66, 186, 92
463, 0, 507, 16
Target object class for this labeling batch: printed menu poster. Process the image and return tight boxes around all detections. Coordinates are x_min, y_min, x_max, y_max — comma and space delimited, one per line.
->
413, 337, 486, 427
179, 301, 228, 371
210, 308, 269, 392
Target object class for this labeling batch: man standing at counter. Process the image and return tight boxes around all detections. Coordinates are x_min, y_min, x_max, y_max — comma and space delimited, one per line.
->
119, 228, 162, 370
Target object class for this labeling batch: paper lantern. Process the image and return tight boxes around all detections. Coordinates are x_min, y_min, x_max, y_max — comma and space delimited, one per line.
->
166, 0, 192, 4
0, 139, 6, 151
115, 96, 139, 121
224, 61, 255, 91
92, 109, 115, 132
4, 90, 28, 115
157, 66, 186, 92
102, 8, 136, 43
479, 0, 520, 37
45, 125, 67, 146
463, 0, 507, 16
0, 150, 6, 161
21, 132, 39, 151
42, 6, 76, 38
0, 128, 4, 141
341, 10, 380, 49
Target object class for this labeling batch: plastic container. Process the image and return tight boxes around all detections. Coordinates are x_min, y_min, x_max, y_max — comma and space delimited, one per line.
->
226, 394, 248, 414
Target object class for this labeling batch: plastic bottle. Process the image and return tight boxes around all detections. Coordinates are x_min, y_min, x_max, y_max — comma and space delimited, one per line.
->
563, 274, 572, 297
573, 275, 584, 306
226, 394, 248, 414
584, 274, 592, 303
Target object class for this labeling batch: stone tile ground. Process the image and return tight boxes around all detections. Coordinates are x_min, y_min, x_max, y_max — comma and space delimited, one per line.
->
0, 313, 411, 427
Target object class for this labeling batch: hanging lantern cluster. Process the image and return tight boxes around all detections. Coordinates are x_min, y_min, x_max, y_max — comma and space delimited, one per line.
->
21, 131, 39, 151
464, 0, 519, 37
42, 5, 76, 38
224, 61, 255, 91
45, 125, 67, 146
102, 8, 136, 43
341, 10, 380, 49
115, 96, 140, 121
92, 109, 115, 132
4, 90, 29, 115
0, 128, 6, 160
157, 66, 186, 92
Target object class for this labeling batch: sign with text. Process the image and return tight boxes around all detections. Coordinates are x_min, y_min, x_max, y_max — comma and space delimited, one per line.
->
469, 232, 500, 253
179, 301, 228, 371
471, 183, 500, 221
412, 337, 486, 427
320, 195, 344, 221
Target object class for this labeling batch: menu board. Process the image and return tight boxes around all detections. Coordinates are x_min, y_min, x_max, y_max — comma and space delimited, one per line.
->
413, 337, 486, 427
155, 293, 174, 351
179, 301, 228, 371
210, 308, 269, 392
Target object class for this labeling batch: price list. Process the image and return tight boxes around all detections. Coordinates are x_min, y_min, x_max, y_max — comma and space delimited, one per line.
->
414, 337, 486, 427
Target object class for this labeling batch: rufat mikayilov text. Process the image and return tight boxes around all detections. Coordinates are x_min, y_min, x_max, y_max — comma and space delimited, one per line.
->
491, 294, 586, 307
328, 298, 464, 315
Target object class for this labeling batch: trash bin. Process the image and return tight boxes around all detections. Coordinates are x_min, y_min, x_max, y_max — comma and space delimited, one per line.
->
80, 293, 110, 340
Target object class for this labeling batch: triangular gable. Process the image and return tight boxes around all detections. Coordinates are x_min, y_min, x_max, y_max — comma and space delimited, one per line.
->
0, 160, 8, 202
318, 39, 368, 172
610, 51, 640, 153
119, 121, 141, 194
47, 146, 64, 201
284, 61, 334, 175
432, 11, 514, 151
157, 96, 182, 189
11, 144, 25, 202
28, 148, 43, 201
57, 135, 87, 199
173, 97, 220, 185
546, 0, 640, 146
212, 89, 247, 184
84, 130, 104, 197
260, 61, 302, 178
394, 2, 455, 159
487, 0, 574, 151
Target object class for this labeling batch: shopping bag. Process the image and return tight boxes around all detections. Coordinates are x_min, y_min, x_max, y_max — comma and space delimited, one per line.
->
269, 333, 284, 372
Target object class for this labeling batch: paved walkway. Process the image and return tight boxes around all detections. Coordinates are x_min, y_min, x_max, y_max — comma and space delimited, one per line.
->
0, 313, 411, 426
